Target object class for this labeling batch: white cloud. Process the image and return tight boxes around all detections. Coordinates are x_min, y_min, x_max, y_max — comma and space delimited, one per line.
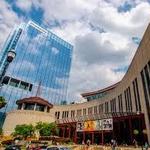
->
47, 1, 150, 101
1, 0, 150, 103
0, 1, 21, 51
15, 0, 32, 11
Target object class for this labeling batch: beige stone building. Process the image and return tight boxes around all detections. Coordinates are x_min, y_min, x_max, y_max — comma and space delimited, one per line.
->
3, 97, 55, 135
3, 23, 150, 145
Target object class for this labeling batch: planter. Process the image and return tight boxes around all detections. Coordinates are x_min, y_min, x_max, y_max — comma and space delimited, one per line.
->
0, 102, 6, 109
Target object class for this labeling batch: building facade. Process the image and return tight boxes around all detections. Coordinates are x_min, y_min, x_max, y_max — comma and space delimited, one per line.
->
0, 21, 73, 124
51, 23, 150, 144
2, 23, 150, 145
3, 97, 55, 136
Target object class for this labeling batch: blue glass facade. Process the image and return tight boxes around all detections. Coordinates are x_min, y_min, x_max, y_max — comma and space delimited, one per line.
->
0, 21, 73, 120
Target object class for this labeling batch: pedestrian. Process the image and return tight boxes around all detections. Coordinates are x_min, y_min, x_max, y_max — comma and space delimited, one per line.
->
111, 139, 116, 150
86, 139, 91, 150
144, 142, 149, 150
133, 138, 138, 148
86, 139, 91, 146
82, 140, 85, 145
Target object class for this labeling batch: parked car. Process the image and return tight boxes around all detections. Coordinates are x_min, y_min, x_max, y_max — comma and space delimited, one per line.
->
5, 145, 21, 150
40, 145, 48, 150
47, 146, 71, 150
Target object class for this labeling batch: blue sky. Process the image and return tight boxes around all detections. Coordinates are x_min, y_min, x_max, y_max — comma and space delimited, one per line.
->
0, 0, 150, 101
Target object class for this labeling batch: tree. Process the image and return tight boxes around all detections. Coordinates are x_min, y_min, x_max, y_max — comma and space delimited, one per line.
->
13, 124, 34, 139
0, 96, 6, 109
35, 122, 58, 136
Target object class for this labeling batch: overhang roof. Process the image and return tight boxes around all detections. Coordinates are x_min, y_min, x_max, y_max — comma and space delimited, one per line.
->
16, 96, 53, 108
81, 82, 120, 97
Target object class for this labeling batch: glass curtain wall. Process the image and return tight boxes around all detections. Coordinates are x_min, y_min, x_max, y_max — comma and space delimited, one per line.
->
0, 21, 73, 123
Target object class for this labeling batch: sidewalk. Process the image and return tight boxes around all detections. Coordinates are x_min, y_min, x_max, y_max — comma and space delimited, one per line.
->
72, 145, 150, 150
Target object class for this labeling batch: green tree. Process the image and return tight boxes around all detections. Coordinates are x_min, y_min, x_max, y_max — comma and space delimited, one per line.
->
35, 122, 58, 136
0, 96, 6, 109
13, 124, 34, 139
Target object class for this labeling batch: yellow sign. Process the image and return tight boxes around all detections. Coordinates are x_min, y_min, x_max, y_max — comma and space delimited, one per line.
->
84, 121, 96, 131
76, 119, 113, 131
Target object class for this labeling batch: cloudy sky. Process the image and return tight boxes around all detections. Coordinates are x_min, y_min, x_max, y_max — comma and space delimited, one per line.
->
0, 0, 150, 102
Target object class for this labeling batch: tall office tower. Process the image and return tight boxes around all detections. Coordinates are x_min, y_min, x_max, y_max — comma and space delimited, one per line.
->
0, 21, 73, 122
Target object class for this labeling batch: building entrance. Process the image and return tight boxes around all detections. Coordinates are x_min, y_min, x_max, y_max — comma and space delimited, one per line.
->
58, 113, 147, 145
85, 132, 92, 144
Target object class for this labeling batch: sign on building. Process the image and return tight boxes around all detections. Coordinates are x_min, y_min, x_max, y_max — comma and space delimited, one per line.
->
76, 122, 84, 132
103, 118, 113, 130
76, 118, 113, 131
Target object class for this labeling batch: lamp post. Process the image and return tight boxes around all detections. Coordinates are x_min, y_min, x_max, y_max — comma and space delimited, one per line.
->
0, 50, 16, 86
0, 50, 16, 126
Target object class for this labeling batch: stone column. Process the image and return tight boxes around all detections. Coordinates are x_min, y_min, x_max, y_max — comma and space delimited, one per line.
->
34, 103, 37, 111
21, 103, 25, 110
44, 106, 48, 112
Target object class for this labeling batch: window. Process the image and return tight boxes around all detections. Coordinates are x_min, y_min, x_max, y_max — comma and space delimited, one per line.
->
3, 76, 33, 92
133, 78, 141, 112
66, 111, 69, 118
110, 100, 113, 112
18, 104, 22, 110
20, 81, 29, 90
110, 98, 116, 112
88, 107, 93, 115
135, 79, 141, 111
55, 112, 57, 118
62, 111, 69, 118
24, 103, 34, 110
9, 78, 19, 87
29, 84, 33, 91
57, 112, 60, 119
141, 70, 150, 122
124, 90, 128, 111
77, 109, 82, 116
2, 76, 10, 85
127, 87, 132, 111
36, 104, 45, 112
99, 104, 103, 113
62, 111, 65, 118
71, 110, 75, 117
83, 109, 86, 116
105, 102, 109, 113
118, 94, 123, 112
94, 106, 97, 114
144, 65, 150, 95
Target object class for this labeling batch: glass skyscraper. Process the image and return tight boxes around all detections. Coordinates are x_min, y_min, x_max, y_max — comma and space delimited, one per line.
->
0, 21, 73, 122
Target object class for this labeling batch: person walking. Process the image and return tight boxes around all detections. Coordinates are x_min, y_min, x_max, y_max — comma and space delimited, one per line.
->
85, 139, 91, 150
144, 142, 149, 150
111, 139, 117, 150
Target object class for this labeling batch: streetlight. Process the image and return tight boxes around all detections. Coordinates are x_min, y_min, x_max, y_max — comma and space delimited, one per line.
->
7, 50, 16, 63
0, 50, 16, 85
0, 50, 16, 125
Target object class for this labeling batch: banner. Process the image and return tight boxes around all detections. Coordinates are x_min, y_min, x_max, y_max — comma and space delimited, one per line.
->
76, 122, 84, 131
76, 118, 113, 131
84, 121, 96, 131
103, 118, 113, 130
